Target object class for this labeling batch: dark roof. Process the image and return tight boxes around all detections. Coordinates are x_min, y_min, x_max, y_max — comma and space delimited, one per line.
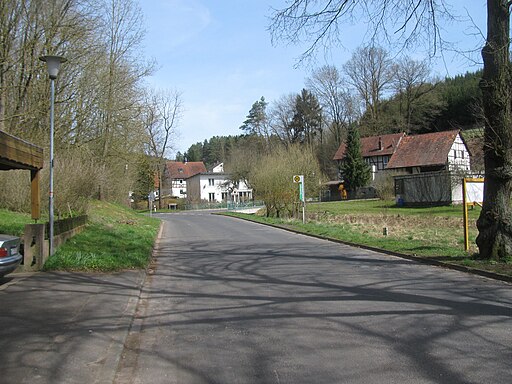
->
386, 130, 461, 169
333, 132, 405, 161
166, 161, 206, 179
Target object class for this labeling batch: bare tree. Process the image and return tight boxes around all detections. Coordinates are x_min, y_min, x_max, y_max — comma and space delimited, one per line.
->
0, 0, 22, 132
269, 1, 454, 64
306, 65, 357, 145
476, 1, 512, 260
144, 89, 182, 208
392, 56, 435, 133
268, 93, 296, 145
344, 45, 394, 126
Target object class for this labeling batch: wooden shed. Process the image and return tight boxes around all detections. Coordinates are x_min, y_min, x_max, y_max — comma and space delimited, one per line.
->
0, 130, 43, 220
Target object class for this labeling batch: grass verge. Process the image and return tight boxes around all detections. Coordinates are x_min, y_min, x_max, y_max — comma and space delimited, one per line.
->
43, 200, 161, 272
222, 200, 512, 278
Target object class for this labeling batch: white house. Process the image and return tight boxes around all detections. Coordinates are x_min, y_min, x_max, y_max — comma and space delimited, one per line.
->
186, 163, 253, 203
385, 130, 471, 174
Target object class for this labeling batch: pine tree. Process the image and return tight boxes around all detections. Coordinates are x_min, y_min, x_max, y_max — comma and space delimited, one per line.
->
240, 97, 268, 136
340, 125, 371, 194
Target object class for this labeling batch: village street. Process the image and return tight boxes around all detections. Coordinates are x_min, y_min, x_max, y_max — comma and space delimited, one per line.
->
1, 211, 511, 383
117, 212, 512, 384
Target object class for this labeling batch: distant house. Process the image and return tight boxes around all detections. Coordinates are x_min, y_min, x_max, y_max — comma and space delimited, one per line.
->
332, 129, 473, 205
386, 130, 472, 206
164, 161, 207, 198
333, 132, 405, 181
186, 163, 253, 204
385, 130, 470, 174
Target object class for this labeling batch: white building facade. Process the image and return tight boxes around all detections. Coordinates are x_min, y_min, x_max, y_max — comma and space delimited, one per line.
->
186, 163, 253, 204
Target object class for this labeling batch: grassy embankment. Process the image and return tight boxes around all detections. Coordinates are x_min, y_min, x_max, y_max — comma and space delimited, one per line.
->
0, 201, 161, 272
224, 199, 512, 277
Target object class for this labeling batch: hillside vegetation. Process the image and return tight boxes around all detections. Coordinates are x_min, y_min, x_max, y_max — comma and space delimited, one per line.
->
43, 201, 161, 272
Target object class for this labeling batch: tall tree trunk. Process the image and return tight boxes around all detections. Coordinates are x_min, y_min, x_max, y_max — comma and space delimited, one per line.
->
476, 0, 512, 260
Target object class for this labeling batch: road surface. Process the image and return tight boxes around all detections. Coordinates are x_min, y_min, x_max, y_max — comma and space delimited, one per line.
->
115, 211, 512, 384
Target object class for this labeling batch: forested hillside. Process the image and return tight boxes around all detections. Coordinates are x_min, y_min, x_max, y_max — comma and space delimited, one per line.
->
182, 69, 483, 177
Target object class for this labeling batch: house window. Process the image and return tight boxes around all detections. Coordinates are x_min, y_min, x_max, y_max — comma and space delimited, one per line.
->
179, 179, 183, 184
208, 193, 215, 202
221, 192, 228, 201
180, 189, 184, 195
209, 178, 214, 186
178, 168, 184, 173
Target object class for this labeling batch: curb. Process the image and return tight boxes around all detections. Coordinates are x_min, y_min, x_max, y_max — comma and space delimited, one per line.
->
112, 220, 165, 383
220, 213, 512, 285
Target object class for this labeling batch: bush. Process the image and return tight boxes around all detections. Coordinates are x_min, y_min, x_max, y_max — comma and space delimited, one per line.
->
372, 174, 395, 200
250, 145, 326, 218
0, 170, 32, 212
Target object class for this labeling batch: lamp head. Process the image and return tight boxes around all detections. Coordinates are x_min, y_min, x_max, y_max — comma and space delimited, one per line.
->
39, 55, 67, 79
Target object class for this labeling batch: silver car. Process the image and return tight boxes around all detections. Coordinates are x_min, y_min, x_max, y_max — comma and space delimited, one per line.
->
0, 235, 22, 277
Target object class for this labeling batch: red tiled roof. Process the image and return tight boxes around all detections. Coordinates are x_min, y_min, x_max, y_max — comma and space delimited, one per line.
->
386, 130, 460, 169
333, 132, 405, 160
166, 161, 206, 179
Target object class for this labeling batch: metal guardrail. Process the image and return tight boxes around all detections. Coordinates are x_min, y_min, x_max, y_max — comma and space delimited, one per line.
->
183, 201, 264, 211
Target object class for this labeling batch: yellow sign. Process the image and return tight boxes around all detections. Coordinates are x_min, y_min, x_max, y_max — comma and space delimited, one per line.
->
293, 175, 302, 183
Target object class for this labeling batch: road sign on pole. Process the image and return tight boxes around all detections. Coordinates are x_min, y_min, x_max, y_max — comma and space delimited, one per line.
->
293, 175, 306, 223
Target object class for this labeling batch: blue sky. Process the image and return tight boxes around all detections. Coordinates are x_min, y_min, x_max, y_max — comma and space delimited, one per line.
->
138, 0, 487, 155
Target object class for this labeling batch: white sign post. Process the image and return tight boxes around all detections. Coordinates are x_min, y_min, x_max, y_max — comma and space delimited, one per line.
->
148, 191, 155, 216
293, 175, 305, 224
462, 177, 484, 251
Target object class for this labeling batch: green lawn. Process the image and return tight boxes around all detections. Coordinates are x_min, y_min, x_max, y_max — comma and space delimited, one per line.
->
0, 209, 34, 237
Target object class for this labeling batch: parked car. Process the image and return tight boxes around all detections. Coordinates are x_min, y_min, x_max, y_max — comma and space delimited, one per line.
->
0, 235, 22, 277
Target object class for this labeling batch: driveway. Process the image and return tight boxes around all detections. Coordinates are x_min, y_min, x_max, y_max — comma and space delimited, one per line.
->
118, 212, 512, 384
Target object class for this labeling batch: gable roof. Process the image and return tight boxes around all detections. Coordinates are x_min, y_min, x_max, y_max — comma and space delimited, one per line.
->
333, 132, 405, 161
386, 130, 461, 169
166, 161, 206, 179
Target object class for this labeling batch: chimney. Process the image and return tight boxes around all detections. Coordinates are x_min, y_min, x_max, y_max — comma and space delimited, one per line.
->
378, 137, 383, 151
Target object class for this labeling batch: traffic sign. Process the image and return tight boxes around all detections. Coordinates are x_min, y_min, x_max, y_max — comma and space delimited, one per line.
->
293, 175, 303, 183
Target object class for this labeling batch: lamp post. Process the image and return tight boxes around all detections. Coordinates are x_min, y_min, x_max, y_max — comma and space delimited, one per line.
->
39, 55, 67, 257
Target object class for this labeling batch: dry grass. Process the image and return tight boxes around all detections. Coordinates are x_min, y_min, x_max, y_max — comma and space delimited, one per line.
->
308, 211, 478, 254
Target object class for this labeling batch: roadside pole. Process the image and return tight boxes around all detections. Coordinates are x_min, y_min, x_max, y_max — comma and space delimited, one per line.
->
148, 192, 155, 217
294, 175, 305, 224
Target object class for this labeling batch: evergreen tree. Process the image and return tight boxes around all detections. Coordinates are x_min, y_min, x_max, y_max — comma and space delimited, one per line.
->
185, 143, 203, 162
175, 152, 185, 162
240, 97, 268, 136
289, 89, 323, 145
340, 125, 371, 194
133, 155, 154, 202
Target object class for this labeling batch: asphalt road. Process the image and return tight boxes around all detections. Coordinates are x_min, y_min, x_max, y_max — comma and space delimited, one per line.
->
116, 211, 512, 384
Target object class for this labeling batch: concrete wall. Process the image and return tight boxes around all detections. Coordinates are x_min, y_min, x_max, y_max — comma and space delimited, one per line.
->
21, 221, 86, 271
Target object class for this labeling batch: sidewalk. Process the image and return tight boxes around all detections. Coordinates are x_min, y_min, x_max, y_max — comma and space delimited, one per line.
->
0, 270, 145, 384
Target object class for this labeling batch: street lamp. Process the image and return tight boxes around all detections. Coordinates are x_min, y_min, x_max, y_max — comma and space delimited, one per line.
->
39, 55, 67, 257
